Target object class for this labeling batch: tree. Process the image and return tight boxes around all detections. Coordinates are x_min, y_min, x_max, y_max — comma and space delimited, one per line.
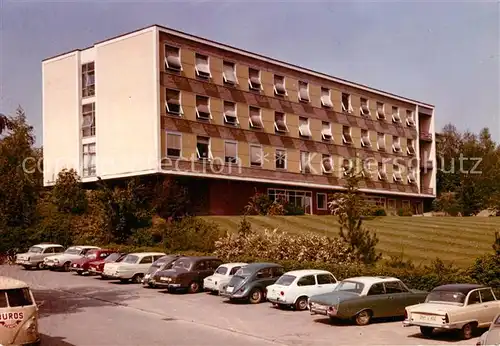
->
0, 112, 12, 135
51, 169, 87, 214
152, 177, 192, 221
328, 158, 381, 265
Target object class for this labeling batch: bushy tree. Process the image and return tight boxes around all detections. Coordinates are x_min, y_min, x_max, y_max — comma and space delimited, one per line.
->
51, 169, 87, 214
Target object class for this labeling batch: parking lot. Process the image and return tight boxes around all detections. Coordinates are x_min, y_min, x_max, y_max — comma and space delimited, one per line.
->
2, 265, 480, 345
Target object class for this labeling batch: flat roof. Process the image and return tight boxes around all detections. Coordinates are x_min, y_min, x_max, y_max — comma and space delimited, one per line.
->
43, 24, 434, 108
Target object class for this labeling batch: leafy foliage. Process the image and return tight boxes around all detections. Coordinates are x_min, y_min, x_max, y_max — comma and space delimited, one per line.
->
244, 191, 303, 216
51, 169, 87, 214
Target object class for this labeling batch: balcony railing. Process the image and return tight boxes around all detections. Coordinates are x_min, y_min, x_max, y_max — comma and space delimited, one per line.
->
420, 131, 433, 142
421, 187, 434, 195
420, 160, 433, 170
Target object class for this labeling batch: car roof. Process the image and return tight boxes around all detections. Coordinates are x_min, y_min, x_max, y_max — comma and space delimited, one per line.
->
243, 262, 282, 270
33, 243, 63, 249
219, 262, 247, 267
432, 284, 487, 294
284, 269, 333, 276
342, 276, 400, 285
68, 245, 100, 249
178, 256, 220, 261
129, 252, 166, 257
0, 276, 29, 290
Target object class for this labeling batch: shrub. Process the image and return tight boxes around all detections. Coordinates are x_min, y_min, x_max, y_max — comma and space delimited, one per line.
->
366, 206, 387, 216
161, 216, 223, 253
283, 202, 305, 215
397, 206, 413, 216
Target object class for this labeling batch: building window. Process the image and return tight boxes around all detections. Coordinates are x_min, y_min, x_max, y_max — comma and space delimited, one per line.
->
223, 101, 238, 125
166, 132, 181, 157
376, 102, 385, 120
274, 75, 287, 96
268, 189, 312, 213
408, 168, 417, 184
298, 81, 310, 103
393, 164, 403, 182
195, 54, 211, 78
341, 93, 352, 113
392, 106, 401, 123
165, 89, 182, 115
392, 136, 401, 153
317, 193, 327, 210
275, 149, 287, 170
82, 103, 95, 137
82, 62, 95, 98
222, 61, 237, 85
360, 98, 370, 116
274, 112, 288, 133
82, 143, 96, 177
321, 88, 333, 108
377, 133, 385, 151
406, 110, 415, 127
196, 136, 211, 160
361, 129, 371, 147
407, 139, 415, 155
322, 154, 333, 174
196, 95, 211, 120
300, 151, 311, 173
388, 199, 396, 210
165, 45, 182, 71
248, 68, 262, 91
342, 126, 353, 144
224, 141, 238, 164
402, 200, 411, 209
249, 106, 263, 128
299, 117, 311, 137
250, 145, 263, 167
321, 121, 332, 141
342, 158, 351, 176
378, 162, 387, 181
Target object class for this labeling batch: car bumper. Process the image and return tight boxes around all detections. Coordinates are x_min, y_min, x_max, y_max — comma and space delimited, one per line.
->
267, 296, 293, 305
88, 268, 101, 274
43, 262, 62, 268
203, 281, 220, 292
403, 320, 460, 329
69, 265, 85, 272
16, 260, 38, 266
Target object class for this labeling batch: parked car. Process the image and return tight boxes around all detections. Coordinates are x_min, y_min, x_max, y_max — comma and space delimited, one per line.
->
69, 249, 116, 275
203, 262, 247, 295
153, 256, 222, 293
220, 263, 284, 304
404, 284, 500, 340
0, 276, 40, 346
102, 252, 166, 283
309, 276, 428, 326
15, 243, 65, 270
142, 255, 182, 288
266, 269, 338, 310
88, 252, 127, 277
476, 313, 500, 345
43, 246, 100, 271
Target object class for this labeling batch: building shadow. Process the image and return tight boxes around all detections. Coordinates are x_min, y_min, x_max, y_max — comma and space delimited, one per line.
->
39, 334, 76, 346
407, 328, 486, 343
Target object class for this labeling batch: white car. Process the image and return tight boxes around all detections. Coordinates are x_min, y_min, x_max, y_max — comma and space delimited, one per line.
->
404, 284, 500, 340
102, 252, 166, 283
203, 262, 247, 294
476, 313, 500, 345
266, 269, 338, 310
43, 245, 100, 271
15, 243, 65, 269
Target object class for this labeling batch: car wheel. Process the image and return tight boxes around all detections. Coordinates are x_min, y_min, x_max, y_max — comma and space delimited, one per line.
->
420, 326, 434, 337
22, 265, 31, 270
36, 262, 44, 270
249, 288, 263, 304
76, 271, 82, 275
63, 262, 70, 272
294, 296, 309, 311
119, 279, 129, 284
188, 281, 200, 294
132, 274, 143, 284
355, 310, 372, 326
459, 323, 474, 340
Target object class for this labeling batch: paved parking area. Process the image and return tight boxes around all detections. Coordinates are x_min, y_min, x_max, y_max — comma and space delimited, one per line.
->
2, 265, 479, 345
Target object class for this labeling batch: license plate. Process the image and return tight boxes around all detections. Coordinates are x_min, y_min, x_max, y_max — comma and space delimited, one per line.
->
226, 286, 234, 293
417, 314, 437, 322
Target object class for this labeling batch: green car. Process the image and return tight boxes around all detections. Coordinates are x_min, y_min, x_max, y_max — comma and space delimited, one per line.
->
309, 276, 428, 325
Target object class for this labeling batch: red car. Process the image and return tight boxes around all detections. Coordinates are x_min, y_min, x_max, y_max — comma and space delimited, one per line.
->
88, 252, 127, 276
69, 249, 117, 275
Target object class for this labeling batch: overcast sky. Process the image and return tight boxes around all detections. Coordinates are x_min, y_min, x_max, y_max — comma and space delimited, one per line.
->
1, 0, 498, 146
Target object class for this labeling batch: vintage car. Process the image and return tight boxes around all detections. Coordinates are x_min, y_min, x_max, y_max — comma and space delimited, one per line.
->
15, 243, 65, 270
266, 269, 339, 310
43, 245, 100, 271
476, 313, 500, 345
0, 276, 40, 346
309, 276, 428, 325
88, 252, 127, 277
220, 263, 284, 304
102, 252, 166, 283
142, 255, 182, 288
69, 249, 116, 275
203, 262, 247, 295
153, 256, 222, 293
404, 284, 500, 340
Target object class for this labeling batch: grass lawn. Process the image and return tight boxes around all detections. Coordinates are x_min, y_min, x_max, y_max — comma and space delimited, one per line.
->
202, 215, 500, 267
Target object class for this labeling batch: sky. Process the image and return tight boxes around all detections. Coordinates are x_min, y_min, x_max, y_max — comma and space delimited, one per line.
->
0, 0, 499, 146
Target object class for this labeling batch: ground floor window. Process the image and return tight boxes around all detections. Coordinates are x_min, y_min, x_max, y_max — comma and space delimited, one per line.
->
316, 193, 327, 210
387, 199, 396, 210
364, 196, 386, 208
268, 188, 312, 214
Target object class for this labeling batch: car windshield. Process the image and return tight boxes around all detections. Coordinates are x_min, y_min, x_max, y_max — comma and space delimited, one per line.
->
425, 291, 466, 304
335, 280, 365, 294
85, 250, 98, 259
234, 267, 253, 278
215, 266, 228, 275
122, 255, 139, 264
172, 259, 191, 270
28, 246, 43, 253
275, 275, 296, 286
64, 248, 81, 255
105, 253, 120, 262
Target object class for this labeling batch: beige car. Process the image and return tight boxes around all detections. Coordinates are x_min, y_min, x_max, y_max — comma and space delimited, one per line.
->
0, 276, 40, 346
404, 284, 500, 340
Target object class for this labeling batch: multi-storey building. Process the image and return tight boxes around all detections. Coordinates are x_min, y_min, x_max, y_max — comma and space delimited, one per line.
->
42, 25, 436, 215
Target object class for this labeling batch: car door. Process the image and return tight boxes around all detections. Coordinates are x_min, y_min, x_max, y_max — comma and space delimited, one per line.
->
465, 290, 485, 325
315, 273, 338, 295
365, 283, 388, 317
478, 288, 499, 325
383, 281, 411, 316
296, 275, 317, 299
41, 247, 55, 261
138, 256, 153, 272
193, 260, 209, 281
255, 268, 273, 287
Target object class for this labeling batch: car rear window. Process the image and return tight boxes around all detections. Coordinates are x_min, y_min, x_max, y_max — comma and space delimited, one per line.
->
426, 291, 465, 304
122, 255, 139, 264
28, 246, 43, 253
215, 266, 228, 275
336, 280, 364, 294
5, 288, 33, 307
275, 275, 296, 286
